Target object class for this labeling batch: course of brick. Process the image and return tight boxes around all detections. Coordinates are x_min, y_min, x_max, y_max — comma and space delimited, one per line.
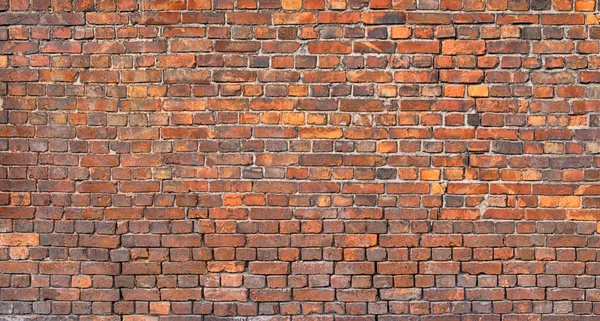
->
1, 0, 600, 319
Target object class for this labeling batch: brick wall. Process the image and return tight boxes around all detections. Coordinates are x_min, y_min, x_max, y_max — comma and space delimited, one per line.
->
1, 0, 600, 319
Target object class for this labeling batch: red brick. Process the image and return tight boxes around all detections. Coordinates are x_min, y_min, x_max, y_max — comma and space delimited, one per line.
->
160, 289, 202, 301
307, 41, 352, 54
250, 289, 291, 302
214, 40, 260, 52
335, 262, 375, 275
379, 235, 419, 247
304, 71, 347, 83
164, 70, 211, 84
0, 233, 38, 246
378, 262, 418, 274
274, 12, 316, 25
40, 41, 81, 53
249, 262, 289, 274
162, 262, 207, 274
442, 40, 486, 55
1, 4, 598, 318
40, 262, 80, 275
337, 289, 377, 302
204, 288, 247, 301
294, 289, 335, 301
423, 288, 464, 301
462, 262, 502, 275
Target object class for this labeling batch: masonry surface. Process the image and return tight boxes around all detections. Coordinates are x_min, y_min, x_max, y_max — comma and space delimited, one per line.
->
1, 0, 600, 320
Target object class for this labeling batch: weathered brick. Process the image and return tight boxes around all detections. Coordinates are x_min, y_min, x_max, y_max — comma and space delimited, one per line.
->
0, 3, 597, 319
442, 40, 486, 55
0, 233, 39, 246
307, 41, 352, 54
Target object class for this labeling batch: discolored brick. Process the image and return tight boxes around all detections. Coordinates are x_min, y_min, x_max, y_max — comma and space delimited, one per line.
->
0, 2, 597, 320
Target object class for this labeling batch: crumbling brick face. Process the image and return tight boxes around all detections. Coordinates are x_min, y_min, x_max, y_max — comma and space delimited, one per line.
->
1, 0, 600, 319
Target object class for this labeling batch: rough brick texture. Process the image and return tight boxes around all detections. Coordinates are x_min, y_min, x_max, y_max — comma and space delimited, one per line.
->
1, 0, 600, 320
